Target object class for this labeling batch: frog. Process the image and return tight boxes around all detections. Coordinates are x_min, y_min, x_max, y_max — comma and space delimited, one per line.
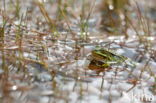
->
88, 48, 134, 74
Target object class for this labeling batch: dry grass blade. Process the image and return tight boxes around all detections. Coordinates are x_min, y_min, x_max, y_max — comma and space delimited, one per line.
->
35, 1, 56, 28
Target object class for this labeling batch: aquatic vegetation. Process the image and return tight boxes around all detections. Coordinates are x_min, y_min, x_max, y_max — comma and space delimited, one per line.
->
0, 0, 156, 103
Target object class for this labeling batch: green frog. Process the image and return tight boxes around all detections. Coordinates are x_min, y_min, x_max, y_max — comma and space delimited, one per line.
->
88, 48, 134, 73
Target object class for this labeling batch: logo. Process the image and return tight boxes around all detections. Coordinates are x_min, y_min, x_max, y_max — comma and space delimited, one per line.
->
122, 92, 155, 102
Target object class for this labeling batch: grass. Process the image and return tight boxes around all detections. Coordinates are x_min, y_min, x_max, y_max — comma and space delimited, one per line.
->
36, 1, 58, 37
0, 0, 156, 103
0, 14, 7, 73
